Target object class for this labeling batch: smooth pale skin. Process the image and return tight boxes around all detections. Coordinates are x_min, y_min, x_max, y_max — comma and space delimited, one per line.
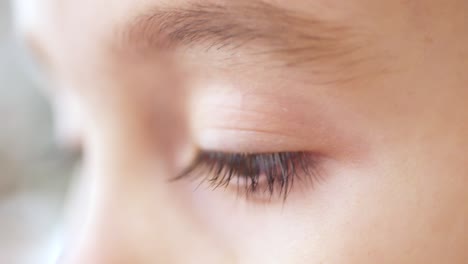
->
14, 0, 468, 263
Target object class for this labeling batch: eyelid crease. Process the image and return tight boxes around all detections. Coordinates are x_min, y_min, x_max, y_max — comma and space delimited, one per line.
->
194, 92, 313, 128
196, 108, 309, 137
194, 127, 319, 155
193, 99, 332, 149
200, 126, 306, 143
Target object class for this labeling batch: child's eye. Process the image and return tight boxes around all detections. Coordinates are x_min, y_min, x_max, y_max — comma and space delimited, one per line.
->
174, 151, 323, 202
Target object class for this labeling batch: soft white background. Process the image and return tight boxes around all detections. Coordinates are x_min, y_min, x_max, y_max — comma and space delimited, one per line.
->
0, 1, 74, 263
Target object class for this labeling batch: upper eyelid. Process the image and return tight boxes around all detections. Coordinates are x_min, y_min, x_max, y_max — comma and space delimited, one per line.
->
194, 127, 316, 155
197, 103, 307, 125
194, 93, 311, 133
196, 110, 310, 140
192, 95, 331, 153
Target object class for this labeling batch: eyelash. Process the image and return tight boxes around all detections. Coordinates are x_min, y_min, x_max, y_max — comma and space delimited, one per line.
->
175, 151, 322, 201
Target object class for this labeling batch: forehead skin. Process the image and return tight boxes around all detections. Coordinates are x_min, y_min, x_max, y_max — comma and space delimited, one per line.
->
13, 0, 468, 263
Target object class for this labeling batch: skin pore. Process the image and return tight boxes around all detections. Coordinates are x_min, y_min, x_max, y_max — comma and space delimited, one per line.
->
14, 0, 468, 263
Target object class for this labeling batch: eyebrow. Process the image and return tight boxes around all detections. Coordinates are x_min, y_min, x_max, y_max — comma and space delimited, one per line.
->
116, 2, 364, 67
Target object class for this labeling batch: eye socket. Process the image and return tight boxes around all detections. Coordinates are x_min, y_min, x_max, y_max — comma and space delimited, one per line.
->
174, 151, 324, 202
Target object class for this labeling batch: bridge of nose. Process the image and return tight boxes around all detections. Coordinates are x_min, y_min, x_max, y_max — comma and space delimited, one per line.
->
58, 137, 234, 264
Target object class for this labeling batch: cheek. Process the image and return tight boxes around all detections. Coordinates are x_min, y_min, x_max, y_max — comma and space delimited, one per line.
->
324, 148, 468, 263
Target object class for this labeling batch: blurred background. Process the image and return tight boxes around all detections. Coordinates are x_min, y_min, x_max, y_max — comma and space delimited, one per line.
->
0, 1, 75, 263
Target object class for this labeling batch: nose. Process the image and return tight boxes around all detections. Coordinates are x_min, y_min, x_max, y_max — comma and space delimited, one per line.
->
56, 97, 229, 264
58, 129, 230, 264
58, 163, 183, 264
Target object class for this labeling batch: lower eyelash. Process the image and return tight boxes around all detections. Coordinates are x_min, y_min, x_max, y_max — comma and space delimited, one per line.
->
175, 151, 322, 201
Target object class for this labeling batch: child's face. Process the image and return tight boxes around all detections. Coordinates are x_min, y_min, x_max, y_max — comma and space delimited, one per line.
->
15, 0, 468, 263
